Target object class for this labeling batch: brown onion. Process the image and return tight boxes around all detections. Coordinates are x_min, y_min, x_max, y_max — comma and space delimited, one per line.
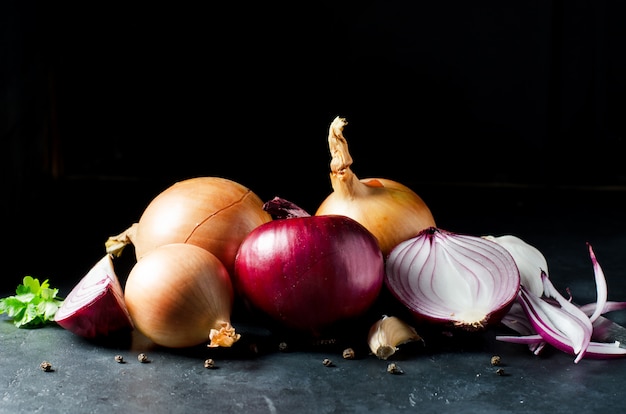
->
106, 176, 272, 276
124, 243, 240, 348
315, 117, 436, 256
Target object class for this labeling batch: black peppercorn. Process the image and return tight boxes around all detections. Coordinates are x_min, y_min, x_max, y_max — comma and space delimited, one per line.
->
40, 361, 53, 372
387, 363, 403, 375
342, 348, 356, 360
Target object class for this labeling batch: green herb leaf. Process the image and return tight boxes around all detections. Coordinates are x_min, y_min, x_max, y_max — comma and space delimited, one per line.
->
0, 277, 64, 328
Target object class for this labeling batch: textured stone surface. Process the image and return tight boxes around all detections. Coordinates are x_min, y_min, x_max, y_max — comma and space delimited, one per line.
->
3, 185, 626, 413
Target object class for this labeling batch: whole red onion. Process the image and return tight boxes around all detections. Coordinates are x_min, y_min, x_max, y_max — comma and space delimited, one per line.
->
233, 200, 384, 336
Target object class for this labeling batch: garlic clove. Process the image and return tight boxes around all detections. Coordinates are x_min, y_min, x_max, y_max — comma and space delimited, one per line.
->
368, 315, 423, 360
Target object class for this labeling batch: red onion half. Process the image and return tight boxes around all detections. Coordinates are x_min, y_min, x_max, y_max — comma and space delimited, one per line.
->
233, 199, 384, 336
385, 227, 521, 330
55, 254, 133, 338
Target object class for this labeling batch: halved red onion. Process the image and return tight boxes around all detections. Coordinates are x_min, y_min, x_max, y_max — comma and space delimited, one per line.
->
385, 227, 521, 330
496, 243, 626, 361
55, 254, 133, 338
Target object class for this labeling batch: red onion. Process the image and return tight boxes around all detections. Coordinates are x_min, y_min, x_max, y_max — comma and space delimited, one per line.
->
55, 254, 133, 338
385, 227, 521, 330
482, 234, 546, 296
497, 243, 626, 362
233, 198, 384, 336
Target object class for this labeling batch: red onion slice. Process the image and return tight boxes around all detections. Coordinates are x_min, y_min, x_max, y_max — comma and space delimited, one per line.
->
580, 301, 626, 315
385, 227, 520, 330
482, 235, 547, 296
517, 282, 592, 362
501, 302, 536, 335
496, 332, 626, 359
496, 243, 626, 362
55, 254, 133, 338
586, 244, 607, 323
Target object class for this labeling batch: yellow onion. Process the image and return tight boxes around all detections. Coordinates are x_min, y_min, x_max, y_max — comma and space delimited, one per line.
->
124, 243, 240, 348
315, 117, 436, 256
106, 176, 272, 276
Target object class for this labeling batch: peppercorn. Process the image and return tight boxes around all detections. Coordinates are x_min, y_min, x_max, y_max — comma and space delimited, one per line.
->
322, 358, 334, 367
342, 348, 356, 360
490, 355, 502, 366
387, 362, 403, 375
40, 361, 53, 372
138, 353, 149, 363
114, 355, 124, 363
204, 358, 215, 369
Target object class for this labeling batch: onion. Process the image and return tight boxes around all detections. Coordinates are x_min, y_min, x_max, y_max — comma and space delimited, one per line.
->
482, 234, 546, 296
385, 227, 521, 330
233, 198, 385, 336
124, 243, 240, 348
55, 254, 133, 339
315, 117, 436, 256
497, 243, 626, 362
106, 176, 272, 276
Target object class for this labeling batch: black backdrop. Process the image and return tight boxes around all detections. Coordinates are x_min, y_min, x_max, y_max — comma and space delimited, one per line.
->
3, 1, 626, 289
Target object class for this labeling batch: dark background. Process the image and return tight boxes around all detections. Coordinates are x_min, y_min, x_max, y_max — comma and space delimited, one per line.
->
3, 1, 626, 291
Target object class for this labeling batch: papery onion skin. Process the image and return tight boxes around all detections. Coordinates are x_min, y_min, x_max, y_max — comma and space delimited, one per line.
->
233, 214, 384, 336
315, 117, 436, 256
55, 254, 133, 339
385, 227, 521, 330
107, 176, 272, 277
124, 243, 239, 349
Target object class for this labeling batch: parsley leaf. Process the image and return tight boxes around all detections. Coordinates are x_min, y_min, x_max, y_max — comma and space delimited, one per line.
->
0, 276, 64, 328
